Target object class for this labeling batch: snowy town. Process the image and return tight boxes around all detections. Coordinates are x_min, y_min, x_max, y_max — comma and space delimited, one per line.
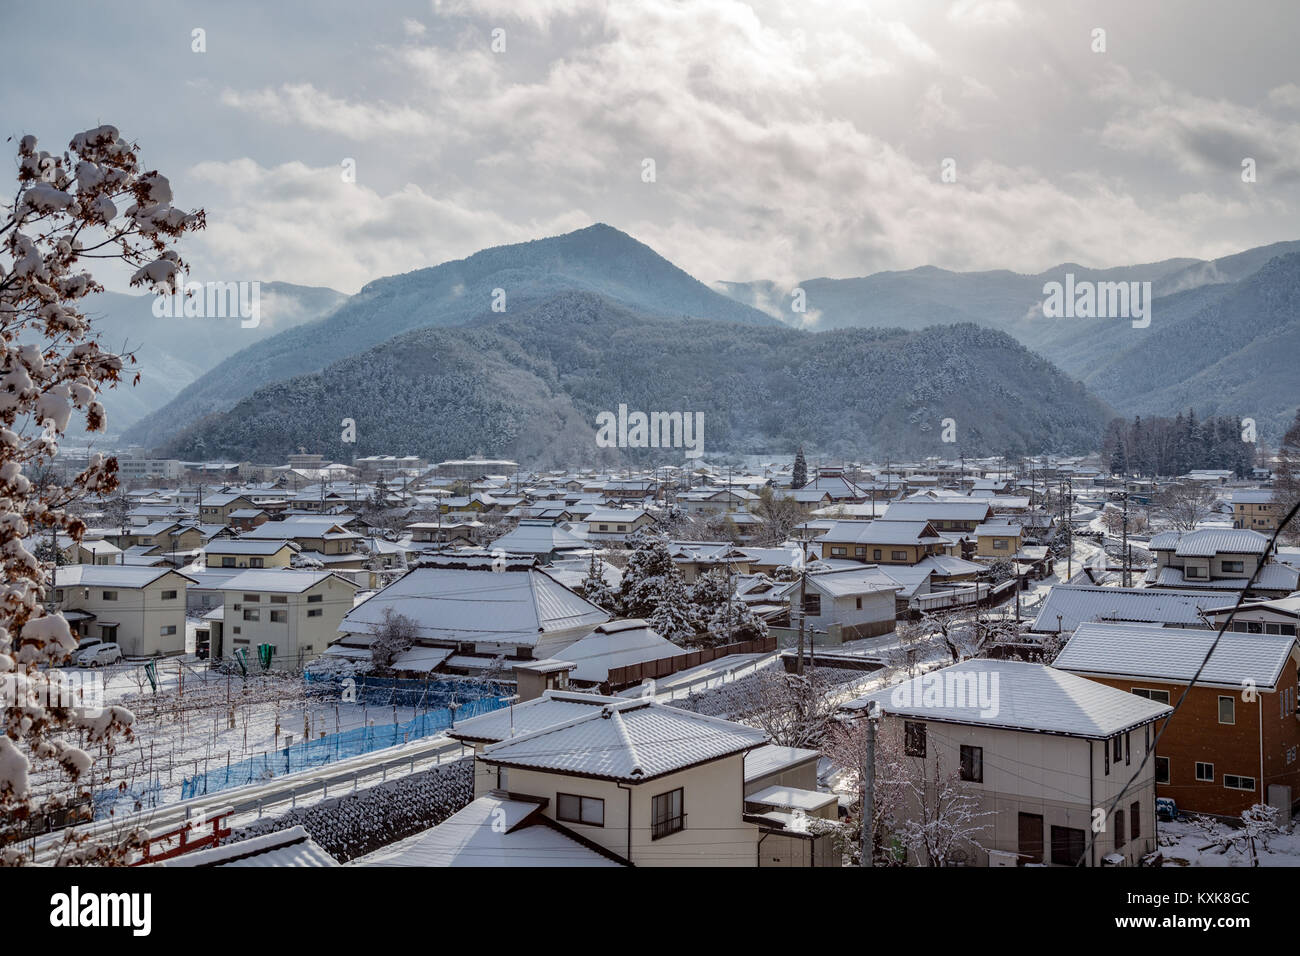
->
4, 0, 1300, 939
7, 443, 1300, 872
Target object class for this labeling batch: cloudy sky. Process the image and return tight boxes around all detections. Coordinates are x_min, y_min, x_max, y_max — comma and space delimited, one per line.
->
7, 0, 1299, 294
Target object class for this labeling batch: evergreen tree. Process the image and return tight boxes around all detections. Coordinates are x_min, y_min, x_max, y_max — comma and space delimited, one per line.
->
618, 533, 681, 619
792, 446, 808, 489
577, 552, 618, 612
648, 572, 699, 645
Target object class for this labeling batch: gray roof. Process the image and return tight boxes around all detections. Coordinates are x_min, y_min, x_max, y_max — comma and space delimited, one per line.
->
1055, 621, 1298, 691
1148, 528, 1271, 556
447, 690, 625, 743
480, 698, 768, 781
882, 500, 993, 522
1031, 585, 1222, 632
744, 744, 820, 783
844, 660, 1171, 739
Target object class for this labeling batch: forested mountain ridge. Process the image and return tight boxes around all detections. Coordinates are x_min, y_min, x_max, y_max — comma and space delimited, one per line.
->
160, 291, 1112, 467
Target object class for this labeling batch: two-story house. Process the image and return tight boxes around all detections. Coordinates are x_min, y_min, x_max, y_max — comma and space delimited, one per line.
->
1055, 621, 1300, 818
52, 565, 195, 657
844, 660, 1171, 866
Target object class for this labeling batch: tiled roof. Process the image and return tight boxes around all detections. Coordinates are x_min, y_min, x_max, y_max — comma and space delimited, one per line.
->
1055, 621, 1298, 691
1031, 585, 1222, 632
844, 660, 1171, 739
480, 699, 768, 781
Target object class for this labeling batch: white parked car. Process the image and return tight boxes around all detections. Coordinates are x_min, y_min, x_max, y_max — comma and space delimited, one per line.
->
76, 642, 122, 667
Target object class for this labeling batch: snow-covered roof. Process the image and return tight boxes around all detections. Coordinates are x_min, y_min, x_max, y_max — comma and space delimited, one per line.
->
490, 520, 587, 556
1031, 585, 1221, 633
54, 565, 195, 589
219, 569, 347, 593
480, 698, 768, 781
1148, 528, 1271, 556
1055, 621, 1298, 691
559, 619, 687, 684
162, 826, 337, 867
744, 744, 819, 783
973, 522, 1022, 537
205, 539, 295, 554
354, 795, 623, 867
337, 563, 609, 648
448, 689, 625, 744
882, 500, 994, 522
844, 660, 1172, 739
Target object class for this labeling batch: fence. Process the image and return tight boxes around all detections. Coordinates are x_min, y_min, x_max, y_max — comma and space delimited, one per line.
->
603, 636, 777, 690
179, 692, 506, 800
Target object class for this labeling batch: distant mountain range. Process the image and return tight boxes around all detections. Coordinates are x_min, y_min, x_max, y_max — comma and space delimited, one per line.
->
117, 224, 1299, 462
86, 282, 346, 441
721, 241, 1300, 439
158, 292, 1112, 467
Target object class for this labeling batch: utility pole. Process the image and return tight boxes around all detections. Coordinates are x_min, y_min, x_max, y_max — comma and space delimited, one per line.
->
1121, 492, 1130, 588
795, 557, 807, 676
1065, 475, 1074, 580
861, 702, 878, 868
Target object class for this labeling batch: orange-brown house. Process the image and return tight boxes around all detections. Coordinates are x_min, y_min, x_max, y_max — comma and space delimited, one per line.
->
1054, 621, 1300, 819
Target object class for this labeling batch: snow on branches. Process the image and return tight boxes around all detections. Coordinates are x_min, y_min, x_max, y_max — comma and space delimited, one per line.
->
0, 126, 204, 862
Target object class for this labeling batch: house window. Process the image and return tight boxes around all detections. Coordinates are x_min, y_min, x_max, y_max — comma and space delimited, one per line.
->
873, 549, 882, 560
102, 591, 118, 601
993, 539, 1008, 550
904, 720, 927, 757
831, 547, 847, 557
270, 610, 287, 623
222, 557, 236, 568
161, 590, 177, 600
251, 558, 264, 569
1218, 696, 1235, 725
1185, 566, 1206, 579
556, 793, 605, 827
243, 609, 259, 622
1050, 826, 1086, 866
1223, 561, 1244, 573
959, 745, 983, 783
55, 589, 64, 601
1130, 801, 1141, 841
891, 550, 907, 562
1131, 688, 1170, 704
160, 625, 176, 636
308, 594, 323, 604
308, 609, 323, 618
1114, 809, 1126, 850
243, 594, 260, 603
1195, 762, 1214, 782
1155, 756, 1170, 784
1224, 775, 1256, 791
802, 594, 821, 616
651, 788, 685, 839
855, 597, 862, 610
271, 595, 287, 604
1112, 735, 1122, 763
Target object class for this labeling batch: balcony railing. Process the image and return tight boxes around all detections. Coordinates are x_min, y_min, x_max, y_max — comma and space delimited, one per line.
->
651, 813, 686, 840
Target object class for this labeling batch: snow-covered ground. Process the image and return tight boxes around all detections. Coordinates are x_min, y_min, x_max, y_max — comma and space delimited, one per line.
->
51, 658, 448, 814
1159, 817, 1300, 867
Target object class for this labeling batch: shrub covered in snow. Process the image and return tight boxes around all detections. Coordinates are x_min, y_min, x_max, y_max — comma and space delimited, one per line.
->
231, 758, 473, 862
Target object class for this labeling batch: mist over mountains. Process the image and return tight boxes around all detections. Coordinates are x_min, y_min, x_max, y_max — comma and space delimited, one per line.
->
722, 240, 1300, 440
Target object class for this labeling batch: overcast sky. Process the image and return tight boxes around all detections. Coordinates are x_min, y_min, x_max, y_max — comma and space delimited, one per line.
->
7, 0, 1299, 294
